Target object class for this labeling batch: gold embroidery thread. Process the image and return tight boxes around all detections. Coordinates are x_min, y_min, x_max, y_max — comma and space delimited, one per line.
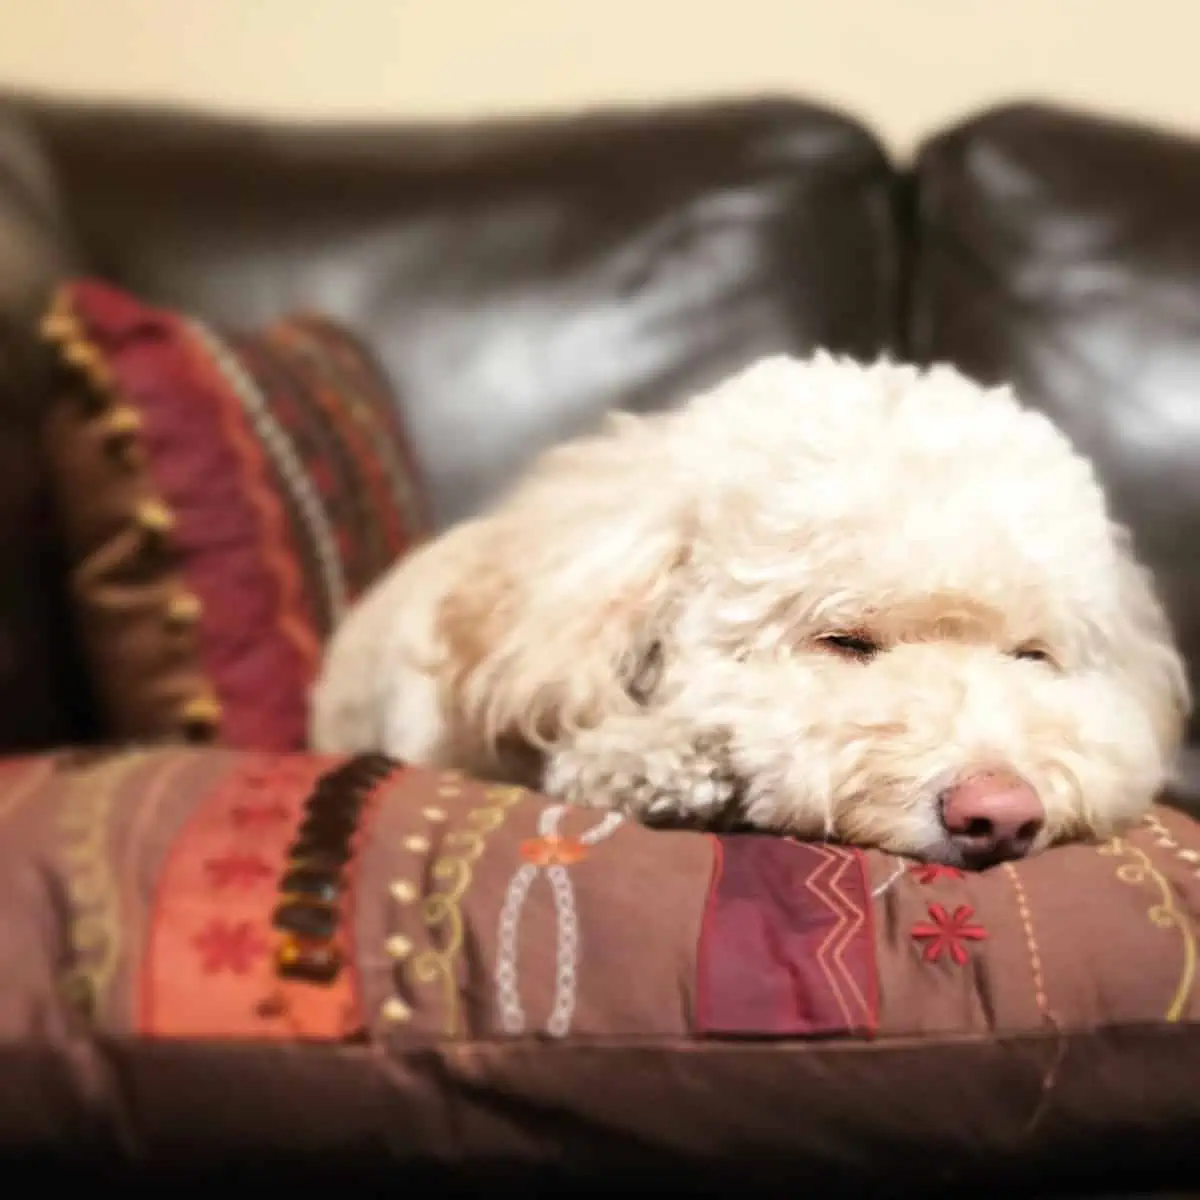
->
1002, 863, 1054, 1022
1100, 836, 1196, 1022
57, 752, 152, 1019
406, 783, 524, 1037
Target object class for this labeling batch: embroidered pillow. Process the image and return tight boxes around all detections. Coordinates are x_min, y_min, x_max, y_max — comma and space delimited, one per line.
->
0, 745, 1197, 1192
40, 279, 429, 751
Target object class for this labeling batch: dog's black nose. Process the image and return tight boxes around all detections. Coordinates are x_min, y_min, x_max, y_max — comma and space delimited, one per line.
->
940, 769, 1045, 867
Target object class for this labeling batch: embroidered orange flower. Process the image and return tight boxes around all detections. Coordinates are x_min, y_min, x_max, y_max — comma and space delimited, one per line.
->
520, 833, 588, 867
230, 801, 290, 829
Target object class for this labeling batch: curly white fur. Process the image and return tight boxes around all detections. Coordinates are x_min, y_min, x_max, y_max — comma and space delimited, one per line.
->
311, 354, 1190, 862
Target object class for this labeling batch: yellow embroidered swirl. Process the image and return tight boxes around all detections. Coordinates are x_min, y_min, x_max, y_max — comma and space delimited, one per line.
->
408, 782, 525, 1036
1099, 837, 1196, 1022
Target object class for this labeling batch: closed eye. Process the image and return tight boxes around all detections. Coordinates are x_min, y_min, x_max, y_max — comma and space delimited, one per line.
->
1013, 644, 1055, 667
817, 633, 880, 662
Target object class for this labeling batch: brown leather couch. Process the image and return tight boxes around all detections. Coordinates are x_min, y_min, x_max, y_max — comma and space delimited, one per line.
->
1, 89, 1199, 1195
1, 89, 1196, 813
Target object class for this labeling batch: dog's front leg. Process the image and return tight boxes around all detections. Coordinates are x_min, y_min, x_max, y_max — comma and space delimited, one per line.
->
542, 712, 741, 829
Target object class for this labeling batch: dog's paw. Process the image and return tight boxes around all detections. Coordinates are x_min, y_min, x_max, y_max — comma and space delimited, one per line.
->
543, 728, 740, 829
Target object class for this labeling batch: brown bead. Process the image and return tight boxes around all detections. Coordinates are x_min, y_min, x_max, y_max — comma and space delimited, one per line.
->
276, 935, 341, 984
297, 803, 360, 842
285, 849, 350, 874
273, 899, 338, 941
279, 865, 341, 905
287, 838, 351, 867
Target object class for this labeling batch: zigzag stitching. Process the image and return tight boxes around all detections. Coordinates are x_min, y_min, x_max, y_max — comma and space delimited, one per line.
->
805, 844, 869, 1026
825, 853, 870, 1021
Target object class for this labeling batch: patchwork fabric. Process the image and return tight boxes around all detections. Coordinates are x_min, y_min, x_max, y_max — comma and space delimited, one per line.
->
2, 748, 1198, 1190
40, 280, 429, 751
362, 774, 712, 1040
2, 746, 1196, 1045
142, 752, 397, 1039
696, 837, 877, 1037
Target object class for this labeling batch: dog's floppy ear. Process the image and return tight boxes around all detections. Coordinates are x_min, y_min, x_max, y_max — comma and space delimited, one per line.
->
436, 411, 691, 756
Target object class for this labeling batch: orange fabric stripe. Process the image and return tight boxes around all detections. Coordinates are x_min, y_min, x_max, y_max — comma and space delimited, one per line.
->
140, 753, 375, 1040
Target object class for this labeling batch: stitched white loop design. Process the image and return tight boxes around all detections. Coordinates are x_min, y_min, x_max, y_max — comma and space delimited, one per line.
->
493, 804, 624, 1037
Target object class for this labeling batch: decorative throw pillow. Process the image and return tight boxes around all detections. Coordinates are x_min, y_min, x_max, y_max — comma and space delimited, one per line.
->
0, 745, 1198, 1191
40, 279, 429, 751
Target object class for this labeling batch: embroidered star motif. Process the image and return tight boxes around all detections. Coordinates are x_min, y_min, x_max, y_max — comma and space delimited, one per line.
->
192, 920, 268, 974
204, 852, 274, 888
911, 903, 987, 965
908, 863, 966, 885
520, 833, 588, 867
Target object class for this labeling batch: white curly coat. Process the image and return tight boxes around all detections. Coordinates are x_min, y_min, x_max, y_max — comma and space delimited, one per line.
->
310, 354, 1189, 862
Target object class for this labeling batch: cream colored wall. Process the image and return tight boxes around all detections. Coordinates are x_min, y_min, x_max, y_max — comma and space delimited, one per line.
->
1, 0, 1198, 153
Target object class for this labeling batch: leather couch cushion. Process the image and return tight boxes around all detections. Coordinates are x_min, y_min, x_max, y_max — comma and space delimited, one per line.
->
910, 104, 1200, 793
1, 746, 1197, 1190
40, 279, 428, 750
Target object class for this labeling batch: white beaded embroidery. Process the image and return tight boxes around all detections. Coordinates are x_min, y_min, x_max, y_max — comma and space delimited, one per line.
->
494, 805, 624, 1037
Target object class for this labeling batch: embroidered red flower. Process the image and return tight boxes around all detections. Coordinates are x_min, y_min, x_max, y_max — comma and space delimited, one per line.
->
908, 863, 966, 885
520, 834, 588, 867
192, 919, 268, 973
204, 852, 274, 888
911, 903, 987, 965
230, 801, 290, 829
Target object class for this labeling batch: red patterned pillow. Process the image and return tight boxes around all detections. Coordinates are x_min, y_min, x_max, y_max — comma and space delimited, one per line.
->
40, 279, 429, 751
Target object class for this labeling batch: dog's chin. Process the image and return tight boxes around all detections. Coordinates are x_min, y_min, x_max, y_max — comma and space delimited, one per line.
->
907, 838, 971, 868
907, 836, 1047, 872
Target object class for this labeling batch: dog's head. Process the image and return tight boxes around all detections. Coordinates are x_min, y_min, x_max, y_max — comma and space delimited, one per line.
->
669, 357, 1190, 864
448, 355, 1190, 865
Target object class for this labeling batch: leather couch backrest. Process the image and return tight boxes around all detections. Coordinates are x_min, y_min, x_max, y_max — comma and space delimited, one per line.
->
13, 94, 900, 526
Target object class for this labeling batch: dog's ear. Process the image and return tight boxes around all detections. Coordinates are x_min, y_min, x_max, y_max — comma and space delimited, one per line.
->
1109, 528, 1191, 760
436, 412, 691, 756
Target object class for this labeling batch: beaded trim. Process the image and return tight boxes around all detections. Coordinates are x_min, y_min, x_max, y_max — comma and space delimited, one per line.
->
272, 753, 397, 984
40, 286, 219, 744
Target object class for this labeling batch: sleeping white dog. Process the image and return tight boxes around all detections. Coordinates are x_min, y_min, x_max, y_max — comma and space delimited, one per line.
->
311, 355, 1189, 868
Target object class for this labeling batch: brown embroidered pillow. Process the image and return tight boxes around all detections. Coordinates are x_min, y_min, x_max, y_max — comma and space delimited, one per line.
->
40, 279, 429, 751
0, 746, 1197, 1191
